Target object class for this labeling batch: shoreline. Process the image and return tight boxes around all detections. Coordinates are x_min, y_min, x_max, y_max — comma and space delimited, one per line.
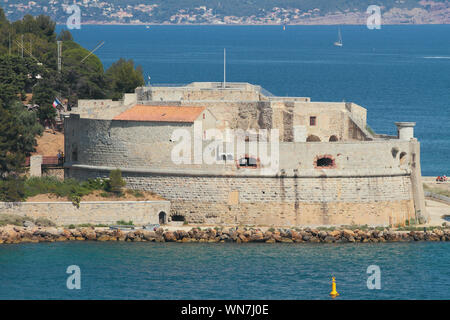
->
1, 225, 450, 244
56, 23, 450, 26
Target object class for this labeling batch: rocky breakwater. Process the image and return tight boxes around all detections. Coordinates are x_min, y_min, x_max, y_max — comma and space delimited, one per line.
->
1, 226, 450, 244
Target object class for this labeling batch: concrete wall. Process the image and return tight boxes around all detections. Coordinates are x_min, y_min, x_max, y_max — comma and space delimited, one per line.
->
0, 201, 170, 226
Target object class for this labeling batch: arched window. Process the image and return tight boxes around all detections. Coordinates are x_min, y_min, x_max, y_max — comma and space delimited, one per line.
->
329, 135, 338, 142
306, 135, 321, 142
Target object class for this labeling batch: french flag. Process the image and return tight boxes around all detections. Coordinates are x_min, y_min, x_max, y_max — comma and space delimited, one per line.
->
52, 98, 62, 108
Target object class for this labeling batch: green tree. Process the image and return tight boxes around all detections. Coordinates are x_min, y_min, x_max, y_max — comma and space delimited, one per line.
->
0, 176, 25, 202
106, 169, 126, 195
105, 58, 144, 100
32, 83, 57, 125
57, 29, 73, 41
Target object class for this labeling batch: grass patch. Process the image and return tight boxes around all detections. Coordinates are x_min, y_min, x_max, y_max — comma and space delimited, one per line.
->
0, 214, 56, 227
366, 125, 375, 136
24, 176, 106, 206
116, 220, 133, 226
126, 189, 144, 198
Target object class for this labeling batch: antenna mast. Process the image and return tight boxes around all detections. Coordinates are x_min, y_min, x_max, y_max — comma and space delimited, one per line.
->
223, 48, 226, 88
57, 41, 62, 72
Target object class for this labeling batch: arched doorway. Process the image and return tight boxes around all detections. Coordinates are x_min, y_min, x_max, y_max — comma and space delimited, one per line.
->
306, 135, 321, 142
158, 211, 166, 225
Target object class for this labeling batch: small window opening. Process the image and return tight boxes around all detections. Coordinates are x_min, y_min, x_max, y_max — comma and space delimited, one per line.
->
72, 150, 78, 161
315, 155, 335, 168
399, 152, 407, 165
317, 157, 333, 167
171, 215, 185, 222
310, 116, 317, 126
239, 157, 257, 167
391, 147, 399, 158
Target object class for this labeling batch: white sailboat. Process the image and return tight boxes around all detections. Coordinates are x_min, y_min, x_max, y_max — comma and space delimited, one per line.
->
334, 27, 343, 47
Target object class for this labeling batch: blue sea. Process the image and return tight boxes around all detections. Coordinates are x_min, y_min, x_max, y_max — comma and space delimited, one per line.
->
1, 241, 450, 300
1, 25, 447, 300
62, 25, 450, 177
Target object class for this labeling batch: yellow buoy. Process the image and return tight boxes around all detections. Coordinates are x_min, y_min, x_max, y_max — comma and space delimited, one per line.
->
330, 276, 339, 298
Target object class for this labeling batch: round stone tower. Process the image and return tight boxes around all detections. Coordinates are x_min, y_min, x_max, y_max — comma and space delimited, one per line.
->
395, 122, 416, 141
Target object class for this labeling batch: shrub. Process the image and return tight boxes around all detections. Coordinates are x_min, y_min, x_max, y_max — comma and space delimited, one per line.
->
116, 220, 133, 226
126, 189, 144, 198
0, 177, 26, 202
23, 176, 105, 206
34, 217, 56, 227
105, 169, 126, 195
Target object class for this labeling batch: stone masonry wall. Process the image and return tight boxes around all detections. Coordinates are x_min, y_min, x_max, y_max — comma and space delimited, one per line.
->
67, 168, 415, 227
0, 201, 170, 226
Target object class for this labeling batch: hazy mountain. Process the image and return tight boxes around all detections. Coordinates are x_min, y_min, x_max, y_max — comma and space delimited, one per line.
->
2, 0, 449, 24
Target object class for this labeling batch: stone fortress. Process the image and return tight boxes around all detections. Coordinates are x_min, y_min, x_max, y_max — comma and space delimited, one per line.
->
64, 82, 428, 227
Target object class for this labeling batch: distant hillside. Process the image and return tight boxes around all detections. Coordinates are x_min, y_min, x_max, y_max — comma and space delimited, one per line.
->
2, 0, 449, 24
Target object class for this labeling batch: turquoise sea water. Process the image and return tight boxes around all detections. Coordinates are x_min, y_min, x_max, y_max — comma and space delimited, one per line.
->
1, 242, 449, 300
62, 25, 450, 176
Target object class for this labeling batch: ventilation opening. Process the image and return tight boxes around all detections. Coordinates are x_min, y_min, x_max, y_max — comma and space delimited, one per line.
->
306, 135, 321, 142
317, 158, 333, 167
329, 135, 338, 142
158, 211, 166, 225
314, 155, 335, 169
171, 215, 185, 222
238, 157, 258, 168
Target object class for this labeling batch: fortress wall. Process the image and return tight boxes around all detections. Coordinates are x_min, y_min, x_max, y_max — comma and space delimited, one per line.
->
147, 87, 260, 102
67, 168, 415, 227
64, 116, 421, 226
278, 140, 413, 172
74, 99, 127, 119
0, 201, 170, 226
271, 102, 355, 142
65, 115, 414, 173
65, 116, 195, 169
